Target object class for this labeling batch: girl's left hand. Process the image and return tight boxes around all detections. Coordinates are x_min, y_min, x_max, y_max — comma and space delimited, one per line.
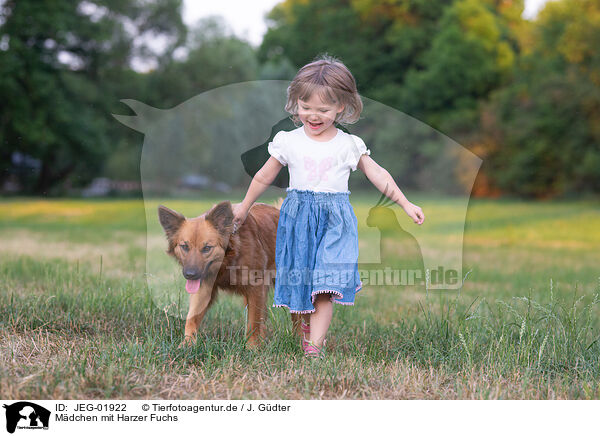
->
403, 202, 425, 225
231, 202, 249, 233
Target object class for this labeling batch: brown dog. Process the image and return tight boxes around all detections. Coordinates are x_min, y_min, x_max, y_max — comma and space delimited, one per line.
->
158, 201, 303, 348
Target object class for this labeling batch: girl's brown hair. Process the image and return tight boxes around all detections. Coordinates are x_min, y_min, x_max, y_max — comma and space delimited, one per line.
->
285, 54, 363, 127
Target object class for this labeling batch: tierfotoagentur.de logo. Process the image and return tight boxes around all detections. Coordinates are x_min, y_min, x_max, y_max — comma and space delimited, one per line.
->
2, 402, 50, 434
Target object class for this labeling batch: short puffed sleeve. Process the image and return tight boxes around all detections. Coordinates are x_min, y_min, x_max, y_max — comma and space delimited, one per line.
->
348, 134, 371, 171
267, 130, 288, 166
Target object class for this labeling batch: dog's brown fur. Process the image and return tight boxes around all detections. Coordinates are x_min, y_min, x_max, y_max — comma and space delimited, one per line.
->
158, 200, 302, 348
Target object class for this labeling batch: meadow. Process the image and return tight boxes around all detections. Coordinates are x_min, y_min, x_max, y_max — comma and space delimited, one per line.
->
0, 194, 599, 399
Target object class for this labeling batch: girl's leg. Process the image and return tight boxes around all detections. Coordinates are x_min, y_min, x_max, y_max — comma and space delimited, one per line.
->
309, 293, 333, 348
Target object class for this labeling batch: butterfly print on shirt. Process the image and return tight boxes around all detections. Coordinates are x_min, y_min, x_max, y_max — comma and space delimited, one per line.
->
304, 156, 335, 182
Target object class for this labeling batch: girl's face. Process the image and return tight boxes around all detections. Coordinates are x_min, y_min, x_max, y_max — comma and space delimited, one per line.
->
297, 93, 344, 139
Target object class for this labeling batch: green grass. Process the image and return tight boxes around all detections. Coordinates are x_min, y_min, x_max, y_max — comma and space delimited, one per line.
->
0, 196, 599, 399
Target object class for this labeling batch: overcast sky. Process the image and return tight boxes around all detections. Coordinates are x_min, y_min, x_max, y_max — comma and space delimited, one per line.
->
183, 0, 552, 47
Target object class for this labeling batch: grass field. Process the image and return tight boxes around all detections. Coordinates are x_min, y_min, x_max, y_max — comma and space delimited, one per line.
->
1, 195, 599, 399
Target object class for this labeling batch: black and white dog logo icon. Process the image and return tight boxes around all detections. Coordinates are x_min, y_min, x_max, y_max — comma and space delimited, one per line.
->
3, 402, 50, 434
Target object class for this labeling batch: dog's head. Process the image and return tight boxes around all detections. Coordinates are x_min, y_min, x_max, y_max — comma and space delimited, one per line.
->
158, 202, 234, 294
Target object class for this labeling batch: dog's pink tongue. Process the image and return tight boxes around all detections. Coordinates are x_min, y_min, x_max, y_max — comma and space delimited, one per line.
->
185, 279, 201, 294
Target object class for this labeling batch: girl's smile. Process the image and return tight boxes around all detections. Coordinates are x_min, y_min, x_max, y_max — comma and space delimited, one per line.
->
297, 95, 344, 140
307, 120, 323, 130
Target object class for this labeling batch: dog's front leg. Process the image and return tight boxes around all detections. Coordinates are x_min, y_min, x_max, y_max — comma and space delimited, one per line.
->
180, 282, 214, 348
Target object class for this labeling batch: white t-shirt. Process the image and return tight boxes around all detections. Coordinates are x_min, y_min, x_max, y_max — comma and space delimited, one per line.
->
267, 126, 371, 193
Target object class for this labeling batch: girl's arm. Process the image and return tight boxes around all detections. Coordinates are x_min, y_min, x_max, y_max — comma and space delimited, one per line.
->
357, 155, 425, 225
232, 157, 283, 228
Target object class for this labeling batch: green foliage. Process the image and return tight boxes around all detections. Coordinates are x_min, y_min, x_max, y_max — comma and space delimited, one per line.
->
400, 0, 516, 122
144, 16, 259, 109
2, 0, 600, 198
0, 0, 186, 194
258, 57, 297, 80
479, 0, 600, 197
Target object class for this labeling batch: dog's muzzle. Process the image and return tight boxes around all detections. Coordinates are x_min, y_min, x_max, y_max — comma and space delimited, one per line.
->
183, 267, 203, 281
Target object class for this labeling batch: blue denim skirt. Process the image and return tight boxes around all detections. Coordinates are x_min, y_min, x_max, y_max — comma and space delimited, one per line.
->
273, 188, 363, 314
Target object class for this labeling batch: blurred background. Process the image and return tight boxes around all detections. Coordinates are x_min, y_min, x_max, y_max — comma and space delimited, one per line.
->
0, 0, 599, 199
2, 1, 600, 400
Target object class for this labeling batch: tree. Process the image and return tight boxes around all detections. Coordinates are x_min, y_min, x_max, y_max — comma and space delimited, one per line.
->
144, 16, 259, 109
108, 16, 261, 184
0, 0, 186, 194
478, 0, 600, 197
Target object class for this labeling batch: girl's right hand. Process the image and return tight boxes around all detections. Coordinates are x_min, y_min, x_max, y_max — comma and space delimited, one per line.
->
232, 202, 249, 233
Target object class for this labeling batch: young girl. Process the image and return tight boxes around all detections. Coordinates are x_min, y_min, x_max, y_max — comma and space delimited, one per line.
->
232, 55, 425, 358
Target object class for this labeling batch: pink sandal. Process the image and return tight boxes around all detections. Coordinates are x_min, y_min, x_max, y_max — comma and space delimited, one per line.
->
304, 341, 325, 359
300, 320, 311, 351
300, 320, 327, 354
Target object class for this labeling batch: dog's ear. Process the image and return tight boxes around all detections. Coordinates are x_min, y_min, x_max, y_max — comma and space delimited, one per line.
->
206, 201, 234, 236
158, 205, 185, 239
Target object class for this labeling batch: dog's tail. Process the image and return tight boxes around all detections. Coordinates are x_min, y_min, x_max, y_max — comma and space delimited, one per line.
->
273, 197, 284, 210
